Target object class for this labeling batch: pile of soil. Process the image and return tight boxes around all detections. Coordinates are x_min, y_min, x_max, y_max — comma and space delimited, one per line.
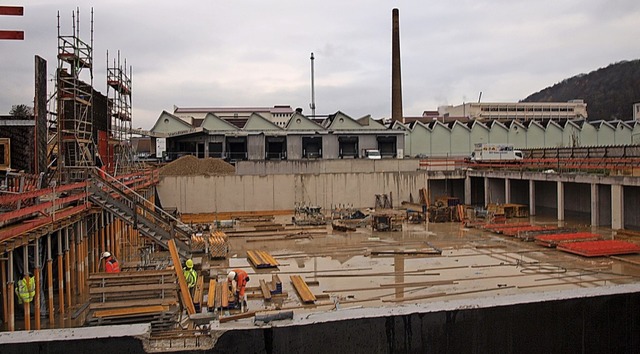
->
159, 155, 235, 176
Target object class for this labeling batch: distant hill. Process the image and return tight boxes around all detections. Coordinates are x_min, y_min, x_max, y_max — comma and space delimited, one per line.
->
522, 59, 640, 121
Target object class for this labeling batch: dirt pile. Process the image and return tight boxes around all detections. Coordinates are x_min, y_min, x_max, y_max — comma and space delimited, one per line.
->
159, 155, 235, 176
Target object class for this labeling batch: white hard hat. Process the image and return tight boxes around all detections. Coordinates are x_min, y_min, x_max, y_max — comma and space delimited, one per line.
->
102, 251, 111, 258
227, 271, 236, 281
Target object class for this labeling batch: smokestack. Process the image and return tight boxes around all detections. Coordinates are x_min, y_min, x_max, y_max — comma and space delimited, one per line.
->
391, 8, 403, 124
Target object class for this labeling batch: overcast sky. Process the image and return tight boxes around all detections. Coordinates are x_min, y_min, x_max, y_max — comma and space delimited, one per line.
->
1, 1, 640, 129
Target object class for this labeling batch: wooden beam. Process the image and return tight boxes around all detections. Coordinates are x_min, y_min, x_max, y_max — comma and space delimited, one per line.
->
290, 275, 316, 304
0, 6, 23, 15
219, 310, 256, 323
0, 30, 24, 40
193, 273, 204, 308
168, 239, 196, 315
93, 305, 168, 318
259, 279, 272, 301
207, 280, 216, 308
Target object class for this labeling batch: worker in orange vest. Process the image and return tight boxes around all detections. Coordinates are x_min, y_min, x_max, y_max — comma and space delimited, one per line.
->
102, 251, 120, 273
227, 269, 250, 311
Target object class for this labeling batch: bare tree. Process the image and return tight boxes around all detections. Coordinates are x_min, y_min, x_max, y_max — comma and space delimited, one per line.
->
9, 104, 34, 118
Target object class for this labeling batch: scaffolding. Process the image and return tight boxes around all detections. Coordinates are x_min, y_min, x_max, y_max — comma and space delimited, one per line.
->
55, 8, 94, 182
107, 50, 137, 175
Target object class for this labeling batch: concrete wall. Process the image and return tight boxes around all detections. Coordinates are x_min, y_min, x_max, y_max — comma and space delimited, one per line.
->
235, 159, 420, 175
624, 186, 640, 230
487, 178, 506, 204
509, 179, 529, 205
287, 135, 304, 160
564, 182, 591, 220
598, 184, 612, 226
158, 171, 439, 213
247, 135, 264, 160
4, 289, 638, 353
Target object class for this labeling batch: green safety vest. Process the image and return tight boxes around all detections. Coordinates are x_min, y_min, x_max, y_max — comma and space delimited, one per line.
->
17, 276, 35, 303
183, 268, 197, 288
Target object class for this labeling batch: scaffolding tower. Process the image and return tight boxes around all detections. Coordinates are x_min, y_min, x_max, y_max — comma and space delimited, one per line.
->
56, 8, 94, 182
107, 50, 137, 175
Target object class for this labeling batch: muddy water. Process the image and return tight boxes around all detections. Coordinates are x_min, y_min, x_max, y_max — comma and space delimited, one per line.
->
218, 216, 640, 314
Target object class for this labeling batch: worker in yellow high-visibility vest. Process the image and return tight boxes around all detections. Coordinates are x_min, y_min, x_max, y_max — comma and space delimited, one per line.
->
15, 271, 35, 304
183, 259, 197, 296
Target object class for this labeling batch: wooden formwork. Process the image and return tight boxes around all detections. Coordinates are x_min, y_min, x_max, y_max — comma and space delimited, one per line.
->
86, 270, 179, 331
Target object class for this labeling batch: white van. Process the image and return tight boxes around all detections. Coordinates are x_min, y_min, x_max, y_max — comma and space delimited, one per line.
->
364, 149, 382, 159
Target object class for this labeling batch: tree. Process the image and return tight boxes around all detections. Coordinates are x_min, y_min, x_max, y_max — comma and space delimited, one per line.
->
9, 104, 33, 118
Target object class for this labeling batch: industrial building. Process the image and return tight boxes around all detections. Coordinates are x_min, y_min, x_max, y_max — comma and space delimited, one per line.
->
438, 100, 588, 122
150, 109, 406, 161
2, 6, 640, 354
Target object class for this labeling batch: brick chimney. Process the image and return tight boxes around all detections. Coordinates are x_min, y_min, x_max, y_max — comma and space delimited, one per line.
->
391, 8, 404, 124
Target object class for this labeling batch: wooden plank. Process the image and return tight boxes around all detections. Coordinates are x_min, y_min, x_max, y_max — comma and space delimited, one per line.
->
88, 269, 175, 280
93, 305, 168, 318
168, 239, 196, 315
221, 279, 229, 308
89, 283, 177, 294
219, 311, 256, 323
207, 280, 216, 308
89, 298, 178, 310
259, 279, 272, 301
0, 6, 24, 16
290, 275, 316, 303
193, 274, 204, 307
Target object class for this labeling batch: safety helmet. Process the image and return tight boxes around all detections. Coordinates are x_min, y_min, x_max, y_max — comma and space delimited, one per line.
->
185, 259, 194, 269
102, 251, 111, 259
227, 271, 236, 281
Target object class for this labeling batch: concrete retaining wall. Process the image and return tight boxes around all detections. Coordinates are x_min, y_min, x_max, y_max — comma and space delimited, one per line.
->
158, 171, 437, 213
3, 289, 638, 353
234, 159, 420, 175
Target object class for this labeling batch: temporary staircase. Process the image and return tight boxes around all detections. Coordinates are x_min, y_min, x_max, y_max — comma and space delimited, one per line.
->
87, 169, 192, 260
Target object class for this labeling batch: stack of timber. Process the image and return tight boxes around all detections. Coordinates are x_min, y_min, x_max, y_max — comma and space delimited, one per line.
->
209, 230, 229, 258
190, 233, 207, 253
290, 275, 316, 304
247, 250, 279, 268
502, 204, 529, 218
86, 270, 179, 332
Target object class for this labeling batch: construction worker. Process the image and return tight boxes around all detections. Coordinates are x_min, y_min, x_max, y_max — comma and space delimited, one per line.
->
227, 269, 250, 311
15, 271, 35, 305
102, 251, 120, 273
183, 259, 197, 294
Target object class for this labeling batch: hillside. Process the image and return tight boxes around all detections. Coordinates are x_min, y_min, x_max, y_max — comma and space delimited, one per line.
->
522, 59, 640, 121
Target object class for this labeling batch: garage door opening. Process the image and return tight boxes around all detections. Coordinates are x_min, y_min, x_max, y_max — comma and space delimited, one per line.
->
339, 136, 359, 159
302, 137, 322, 159
226, 137, 247, 162
266, 136, 287, 160
209, 142, 223, 158
377, 136, 397, 158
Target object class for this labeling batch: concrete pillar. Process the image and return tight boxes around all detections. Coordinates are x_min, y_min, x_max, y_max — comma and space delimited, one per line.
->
611, 184, 624, 230
484, 177, 489, 207
529, 180, 536, 216
590, 183, 599, 227
557, 181, 564, 221
505, 178, 511, 204
464, 176, 472, 205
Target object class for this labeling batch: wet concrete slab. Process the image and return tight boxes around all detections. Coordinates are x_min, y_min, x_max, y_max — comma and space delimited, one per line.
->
213, 215, 640, 324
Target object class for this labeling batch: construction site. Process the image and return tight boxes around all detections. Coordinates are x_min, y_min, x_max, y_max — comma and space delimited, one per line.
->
1, 5, 640, 354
